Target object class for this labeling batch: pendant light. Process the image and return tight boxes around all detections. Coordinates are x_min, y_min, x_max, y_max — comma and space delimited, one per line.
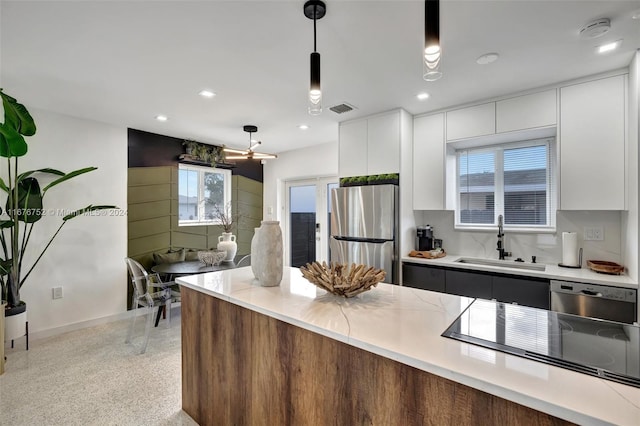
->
304, 1, 326, 115
223, 125, 277, 160
423, 0, 442, 81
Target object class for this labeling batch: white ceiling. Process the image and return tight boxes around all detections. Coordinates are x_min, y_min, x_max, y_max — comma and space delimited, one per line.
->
1, 0, 639, 154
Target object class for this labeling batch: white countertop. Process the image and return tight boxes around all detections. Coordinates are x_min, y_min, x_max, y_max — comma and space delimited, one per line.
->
177, 267, 640, 426
402, 254, 638, 289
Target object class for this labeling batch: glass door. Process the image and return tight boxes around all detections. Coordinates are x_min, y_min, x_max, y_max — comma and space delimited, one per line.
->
285, 177, 338, 267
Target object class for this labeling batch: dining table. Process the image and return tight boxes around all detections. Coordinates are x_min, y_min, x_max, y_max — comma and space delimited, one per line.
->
151, 254, 250, 281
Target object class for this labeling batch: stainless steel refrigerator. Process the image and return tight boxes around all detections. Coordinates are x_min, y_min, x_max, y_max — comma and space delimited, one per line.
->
330, 185, 398, 284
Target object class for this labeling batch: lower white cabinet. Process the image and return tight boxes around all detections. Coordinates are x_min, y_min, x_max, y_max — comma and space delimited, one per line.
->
413, 113, 445, 210
560, 74, 626, 210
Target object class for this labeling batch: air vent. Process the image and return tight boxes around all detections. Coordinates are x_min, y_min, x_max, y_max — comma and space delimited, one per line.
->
329, 103, 356, 114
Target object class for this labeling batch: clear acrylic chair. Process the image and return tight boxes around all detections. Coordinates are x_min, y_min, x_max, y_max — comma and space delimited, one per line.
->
124, 257, 178, 354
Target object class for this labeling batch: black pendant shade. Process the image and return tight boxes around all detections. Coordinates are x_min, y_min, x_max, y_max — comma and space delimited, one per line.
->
424, 0, 442, 81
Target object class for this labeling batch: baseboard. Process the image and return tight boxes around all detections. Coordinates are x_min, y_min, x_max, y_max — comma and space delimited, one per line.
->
23, 303, 182, 342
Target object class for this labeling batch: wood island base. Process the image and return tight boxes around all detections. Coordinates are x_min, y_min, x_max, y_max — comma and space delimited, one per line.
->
181, 286, 572, 426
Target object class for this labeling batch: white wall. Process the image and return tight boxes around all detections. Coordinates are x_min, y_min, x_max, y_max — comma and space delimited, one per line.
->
623, 51, 639, 282
262, 141, 338, 222
417, 210, 623, 266
7, 108, 128, 335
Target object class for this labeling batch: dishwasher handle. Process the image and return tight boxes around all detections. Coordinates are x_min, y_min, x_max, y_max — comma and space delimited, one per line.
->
580, 289, 603, 297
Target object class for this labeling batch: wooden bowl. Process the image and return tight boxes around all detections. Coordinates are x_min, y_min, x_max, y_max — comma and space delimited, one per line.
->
587, 260, 624, 275
300, 262, 385, 298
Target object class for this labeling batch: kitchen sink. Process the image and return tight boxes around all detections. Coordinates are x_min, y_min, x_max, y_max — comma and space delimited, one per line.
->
454, 257, 546, 271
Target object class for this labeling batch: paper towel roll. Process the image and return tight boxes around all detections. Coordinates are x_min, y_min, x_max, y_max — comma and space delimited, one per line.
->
562, 232, 579, 266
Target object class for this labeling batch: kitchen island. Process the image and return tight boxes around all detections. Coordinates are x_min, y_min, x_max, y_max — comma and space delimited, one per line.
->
177, 267, 640, 426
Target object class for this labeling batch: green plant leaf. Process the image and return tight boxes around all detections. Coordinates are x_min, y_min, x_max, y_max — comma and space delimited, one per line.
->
16, 168, 65, 184
62, 205, 119, 221
0, 258, 12, 276
0, 177, 8, 193
42, 167, 97, 194
6, 177, 43, 224
0, 219, 14, 228
0, 89, 37, 136
0, 123, 28, 157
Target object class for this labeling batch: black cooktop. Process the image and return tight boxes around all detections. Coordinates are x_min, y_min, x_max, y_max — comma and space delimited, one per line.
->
442, 299, 640, 388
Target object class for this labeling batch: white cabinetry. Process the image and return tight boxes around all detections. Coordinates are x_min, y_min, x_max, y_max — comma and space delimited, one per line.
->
413, 113, 445, 210
446, 102, 495, 141
496, 89, 557, 133
338, 119, 367, 177
368, 113, 400, 175
338, 110, 401, 177
560, 75, 626, 210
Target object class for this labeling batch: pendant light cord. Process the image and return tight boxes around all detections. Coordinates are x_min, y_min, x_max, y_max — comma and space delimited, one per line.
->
313, 4, 317, 52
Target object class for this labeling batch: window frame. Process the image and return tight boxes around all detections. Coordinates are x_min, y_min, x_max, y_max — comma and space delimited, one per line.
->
454, 137, 556, 232
178, 163, 232, 227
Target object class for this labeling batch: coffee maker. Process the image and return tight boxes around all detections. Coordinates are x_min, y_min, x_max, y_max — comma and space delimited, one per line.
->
416, 225, 434, 251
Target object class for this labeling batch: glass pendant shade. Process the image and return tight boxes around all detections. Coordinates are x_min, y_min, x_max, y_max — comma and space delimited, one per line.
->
308, 51, 322, 115
424, 0, 442, 81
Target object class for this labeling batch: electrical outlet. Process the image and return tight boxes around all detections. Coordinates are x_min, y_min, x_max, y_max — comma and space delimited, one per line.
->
583, 227, 604, 241
52, 286, 63, 299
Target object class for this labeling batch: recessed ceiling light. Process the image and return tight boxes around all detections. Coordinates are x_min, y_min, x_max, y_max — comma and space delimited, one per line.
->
155, 115, 168, 122
298, 124, 309, 130
198, 90, 216, 98
476, 53, 499, 65
416, 92, 430, 101
598, 40, 621, 54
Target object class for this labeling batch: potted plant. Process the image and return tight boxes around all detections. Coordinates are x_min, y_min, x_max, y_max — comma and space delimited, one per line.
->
212, 202, 240, 262
0, 89, 118, 344
368, 173, 399, 185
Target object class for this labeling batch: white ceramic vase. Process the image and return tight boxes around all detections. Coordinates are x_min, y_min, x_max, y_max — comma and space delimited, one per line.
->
250, 227, 262, 279
255, 221, 283, 287
217, 232, 237, 262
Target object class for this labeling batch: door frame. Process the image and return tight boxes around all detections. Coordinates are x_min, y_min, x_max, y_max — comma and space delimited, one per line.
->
282, 176, 338, 267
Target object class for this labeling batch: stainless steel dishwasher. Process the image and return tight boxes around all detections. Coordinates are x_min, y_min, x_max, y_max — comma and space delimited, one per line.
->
550, 280, 637, 324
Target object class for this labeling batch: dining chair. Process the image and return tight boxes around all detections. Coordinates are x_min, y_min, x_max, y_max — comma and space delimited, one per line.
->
124, 257, 179, 354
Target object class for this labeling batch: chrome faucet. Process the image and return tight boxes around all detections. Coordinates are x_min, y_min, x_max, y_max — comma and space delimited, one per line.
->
497, 214, 511, 260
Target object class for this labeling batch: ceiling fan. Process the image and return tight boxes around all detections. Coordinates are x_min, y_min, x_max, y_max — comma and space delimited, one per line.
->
223, 125, 277, 160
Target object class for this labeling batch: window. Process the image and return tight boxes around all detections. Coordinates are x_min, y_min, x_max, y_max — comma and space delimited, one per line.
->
178, 164, 231, 226
456, 138, 555, 231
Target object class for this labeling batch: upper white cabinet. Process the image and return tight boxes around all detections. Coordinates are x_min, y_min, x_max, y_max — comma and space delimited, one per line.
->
339, 110, 401, 177
446, 102, 495, 141
560, 74, 626, 210
338, 119, 368, 177
413, 113, 445, 210
496, 89, 557, 133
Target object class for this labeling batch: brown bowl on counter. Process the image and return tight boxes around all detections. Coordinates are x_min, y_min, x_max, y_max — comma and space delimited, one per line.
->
586, 260, 624, 275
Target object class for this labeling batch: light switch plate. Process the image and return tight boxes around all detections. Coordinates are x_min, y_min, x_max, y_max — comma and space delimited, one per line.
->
52, 286, 63, 299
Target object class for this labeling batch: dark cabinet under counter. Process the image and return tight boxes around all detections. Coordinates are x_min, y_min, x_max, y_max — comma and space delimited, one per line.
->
402, 263, 445, 292
402, 262, 550, 310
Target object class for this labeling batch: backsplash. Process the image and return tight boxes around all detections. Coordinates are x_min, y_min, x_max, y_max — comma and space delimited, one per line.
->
416, 210, 622, 266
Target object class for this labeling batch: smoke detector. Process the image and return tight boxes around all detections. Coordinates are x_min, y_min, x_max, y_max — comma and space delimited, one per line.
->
579, 18, 611, 39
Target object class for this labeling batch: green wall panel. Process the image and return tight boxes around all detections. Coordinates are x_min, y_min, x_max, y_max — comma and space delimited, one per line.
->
128, 166, 172, 186
128, 183, 171, 204
128, 216, 171, 240
128, 200, 171, 222
129, 232, 171, 255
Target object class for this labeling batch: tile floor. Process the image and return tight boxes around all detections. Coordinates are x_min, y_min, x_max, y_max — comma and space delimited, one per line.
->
0, 310, 197, 426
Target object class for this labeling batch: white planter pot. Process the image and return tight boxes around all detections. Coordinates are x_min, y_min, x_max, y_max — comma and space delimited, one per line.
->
217, 232, 237, 262
5, 310, 27, 342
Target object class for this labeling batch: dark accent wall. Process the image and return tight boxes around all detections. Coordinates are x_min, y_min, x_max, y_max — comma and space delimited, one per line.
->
127, 128, 263, 182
